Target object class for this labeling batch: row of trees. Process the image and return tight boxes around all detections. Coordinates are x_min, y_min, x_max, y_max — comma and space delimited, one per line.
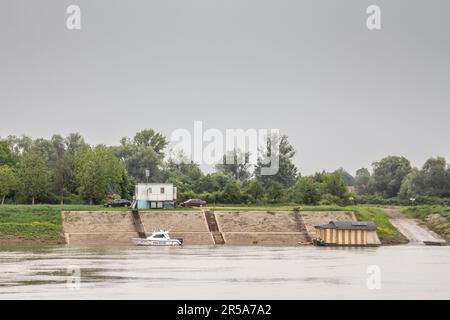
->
1, 130, 449, 205
0, 134, 129, 205
354, 156, 450, 199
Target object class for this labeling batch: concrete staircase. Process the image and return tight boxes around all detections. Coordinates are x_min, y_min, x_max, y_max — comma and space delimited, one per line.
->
204, 210, 225, 244
132, 209, 147, 238
293, 209, 312, 244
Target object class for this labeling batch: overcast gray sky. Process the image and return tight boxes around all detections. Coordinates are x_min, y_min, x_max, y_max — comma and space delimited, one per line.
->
1, 0, 449, 175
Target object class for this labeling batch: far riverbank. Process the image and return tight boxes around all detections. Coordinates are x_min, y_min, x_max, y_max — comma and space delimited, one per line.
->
0, 204, 418, 245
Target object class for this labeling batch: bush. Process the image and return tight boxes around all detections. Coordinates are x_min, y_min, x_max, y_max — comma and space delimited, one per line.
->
178, 190, 198, 203
355, 195, 450, 206
63, 193, 85, 205
405, 205, 450, 221
412, 196, 450, 206
319, 194, 344, 206
265, 181, 286, 203
197, 191, 222, 204
290, 177, 321, 205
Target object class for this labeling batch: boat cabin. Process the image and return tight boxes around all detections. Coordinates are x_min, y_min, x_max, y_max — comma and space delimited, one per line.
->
149, 230, 171, 240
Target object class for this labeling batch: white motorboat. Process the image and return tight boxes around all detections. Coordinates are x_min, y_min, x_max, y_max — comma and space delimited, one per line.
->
133, 230, 183, 246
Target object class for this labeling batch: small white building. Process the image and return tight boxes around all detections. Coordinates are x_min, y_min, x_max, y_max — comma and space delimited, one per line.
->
135, 183, 177, 209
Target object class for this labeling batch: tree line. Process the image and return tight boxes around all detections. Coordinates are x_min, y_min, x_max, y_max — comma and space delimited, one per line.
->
0, 130, 449, 206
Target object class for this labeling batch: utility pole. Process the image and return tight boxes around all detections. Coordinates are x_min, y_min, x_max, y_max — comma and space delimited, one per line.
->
145, 169, 150, 183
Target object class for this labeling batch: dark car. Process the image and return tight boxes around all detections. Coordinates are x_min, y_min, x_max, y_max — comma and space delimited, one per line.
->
104, 199, 131, 208
181, 199, 207, 208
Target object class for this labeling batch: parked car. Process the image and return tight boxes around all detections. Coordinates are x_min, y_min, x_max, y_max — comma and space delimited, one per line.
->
104, 199, 131, 208
180, 199, 207, 207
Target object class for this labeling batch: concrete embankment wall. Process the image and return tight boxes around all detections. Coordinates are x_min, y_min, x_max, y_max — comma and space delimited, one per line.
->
62, 211, 213, 245
62, 210, 355, 246
301, 211, 356, 237
215, 211, 309, 245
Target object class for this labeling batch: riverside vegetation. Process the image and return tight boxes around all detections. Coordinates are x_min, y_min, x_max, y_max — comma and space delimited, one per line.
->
1, 130, 450, 244
1, 130, 450, 207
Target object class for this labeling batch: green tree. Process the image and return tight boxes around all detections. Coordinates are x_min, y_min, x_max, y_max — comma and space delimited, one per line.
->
399, 157, 450, 198
221, 179, 242, 203
420, 157, 450, 197
165, 151, 204, 199
315, 171, 347, 199
113, 130, 167, 182
243, 180, 265, 203
193, 174, 219, 194
255, 134, 298, 188
291, 177, 321, 205
5, 135, 33, 155
54, 153, 76, 204
354, 168, 371, 195
216, 150, 252, 181
0, 140, 16, 166
31, 138, 59, 168
165, 152, 203, 183
265, 180, 285, 203
133, 129, 168, 153
193, 172, 232, 194
335, 168, 355, 186
65, 133, 89, 155
371, 156, 412, 198
18, 151, 52, 205
399, 168, 421, 198
76, 145, 126, 204
0, 165, 18, 204
49, 133, 89, 204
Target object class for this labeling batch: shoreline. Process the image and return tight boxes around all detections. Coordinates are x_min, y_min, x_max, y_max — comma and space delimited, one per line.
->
1, 204, 447, 246
0, 235, 66, 246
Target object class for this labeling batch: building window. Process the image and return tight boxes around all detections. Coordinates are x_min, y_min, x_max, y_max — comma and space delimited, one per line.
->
160, 187, 165, 194
147, 188, 152, 194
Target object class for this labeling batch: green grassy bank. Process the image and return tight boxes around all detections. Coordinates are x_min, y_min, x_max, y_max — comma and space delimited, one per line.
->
352, 206, 408, 244
0, 204, 407, 245
0, 205, 130, 244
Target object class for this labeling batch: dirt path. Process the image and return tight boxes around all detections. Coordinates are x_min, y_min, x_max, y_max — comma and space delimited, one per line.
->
384, 208, 445, 245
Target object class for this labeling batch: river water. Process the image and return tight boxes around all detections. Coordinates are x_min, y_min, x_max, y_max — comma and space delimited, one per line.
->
0, 244, 449, 299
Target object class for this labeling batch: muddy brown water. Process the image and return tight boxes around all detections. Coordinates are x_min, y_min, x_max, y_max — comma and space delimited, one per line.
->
0, 245, 449, 299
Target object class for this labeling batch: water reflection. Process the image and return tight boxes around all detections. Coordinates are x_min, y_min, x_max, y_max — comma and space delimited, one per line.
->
0, 245, 449, 299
